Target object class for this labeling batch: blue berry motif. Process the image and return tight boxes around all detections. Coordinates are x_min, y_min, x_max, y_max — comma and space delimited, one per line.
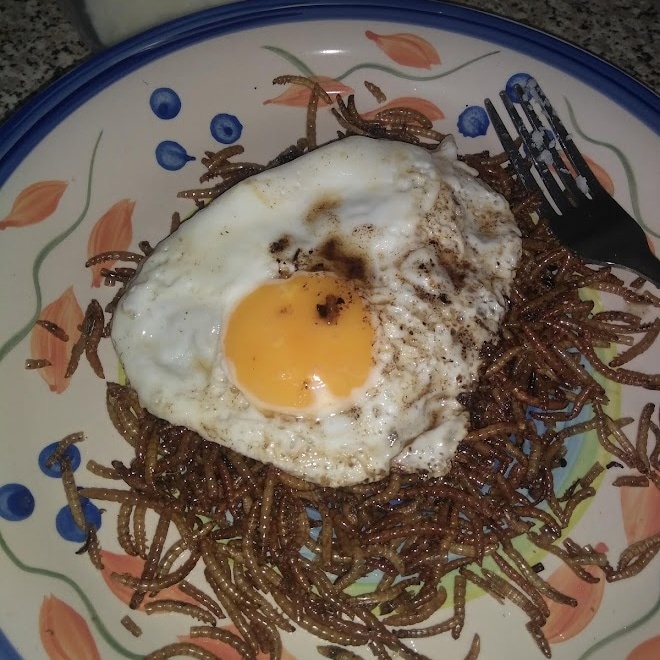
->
149, 87, 182, 120
505, 73, 533, 103
0, 627, 22, 660
210, 113, 243, 144
55, 495, 102, 542
457, 106, 490, 138
0, 483, 35, 521
38, 441, 81, 478
155, 141, 195, 171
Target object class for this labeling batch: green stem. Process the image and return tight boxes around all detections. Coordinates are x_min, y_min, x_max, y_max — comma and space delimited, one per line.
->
577, 589, 660, 660
334, 51, 499, 81
565, 99, 658, 238
0, 130, 141, 658
262, 46, 316, 76
261, 45, 499, 83
0, 131, 103, 365
0, 529, 141, 659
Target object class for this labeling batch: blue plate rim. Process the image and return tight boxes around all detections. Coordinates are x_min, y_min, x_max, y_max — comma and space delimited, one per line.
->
0, 0, 658, 188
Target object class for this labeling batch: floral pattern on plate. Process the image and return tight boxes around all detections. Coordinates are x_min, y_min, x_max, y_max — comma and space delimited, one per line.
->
0, 8, 658, 660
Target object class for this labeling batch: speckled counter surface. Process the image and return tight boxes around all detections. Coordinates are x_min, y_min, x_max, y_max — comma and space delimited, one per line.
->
0, 0, 658, 123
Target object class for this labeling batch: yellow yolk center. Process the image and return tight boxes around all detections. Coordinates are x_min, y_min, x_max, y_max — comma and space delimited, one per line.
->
223, 272, 375, 413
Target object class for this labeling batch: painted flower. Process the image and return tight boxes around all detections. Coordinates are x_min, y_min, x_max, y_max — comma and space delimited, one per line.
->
362, 97, 445, 122
0, 180, 67, 230
505, 73, 533, 103
210, 113, 243, 144
178, 627, 295, 660
627, 635, 660, 660
39, 595, 100, 660
99, 550, 198, 609
264, 76, 353, 107
155, 141, 196, 172
0, 483, 35, 521
30, 287, 83, 393
39, 441, 81, 478
87, 199, 134, 287
99, 551, 146, 605
457, 105, 490, 137
56, 498, 102, 543
365, 30, 440, 69
542, 542, 608, 643
149, 87, 182, 120
620, 482, 660, 543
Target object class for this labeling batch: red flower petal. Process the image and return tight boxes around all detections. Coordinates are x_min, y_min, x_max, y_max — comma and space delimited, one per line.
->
0, 180, 67, 230
99, 551, 144, 606
87, 199, 135, 287
39, 595, 100, 660
362, 96, 445, 122
583, 155, 615, 196
620, 482, 660, 544
30, 287, 84, 393
365, 30, 441, 69
99, 550, 199, 609
627, 635, 660, 660
542, 542, 608, 643
264, 76, 353, 107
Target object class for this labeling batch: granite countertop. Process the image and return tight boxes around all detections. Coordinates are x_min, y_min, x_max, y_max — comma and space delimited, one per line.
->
0, 0, 658, 124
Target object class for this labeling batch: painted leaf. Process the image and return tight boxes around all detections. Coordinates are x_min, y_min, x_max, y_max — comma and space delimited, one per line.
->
178, 628, 295, 660
556, 153, 615, 196
627, 635, 660, 660
30, 287, 83, 393
542, 542, 608, 643
365, 30, 440, 69
39, 595, 100, 660
87, 199, 134, 287
362, 97, 445, 122
99, 550, 198, 609
620, 482, 660, 543
264, 76, 353, 107
0, 180, 67, 230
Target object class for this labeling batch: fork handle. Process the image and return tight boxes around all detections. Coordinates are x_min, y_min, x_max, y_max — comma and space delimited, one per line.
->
621, 245, 660, 288
567, 203, 660, 288
603, 206, 660, 288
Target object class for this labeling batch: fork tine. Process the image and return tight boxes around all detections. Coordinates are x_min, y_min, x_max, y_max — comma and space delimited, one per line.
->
513, 83, 583, 202
483, 99, 537, 192
484, 99, 554, 223
487, 80, 660, 286
524, 80, 601, 193
485, 98, 560, 221
498, 90, 573, 214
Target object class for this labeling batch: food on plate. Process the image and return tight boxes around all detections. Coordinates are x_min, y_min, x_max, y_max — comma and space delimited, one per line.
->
39, 77, 660, 660
111, 136, 521, 487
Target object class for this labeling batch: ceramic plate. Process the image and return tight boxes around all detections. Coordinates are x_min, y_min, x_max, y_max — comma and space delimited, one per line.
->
1, 1, 658, 659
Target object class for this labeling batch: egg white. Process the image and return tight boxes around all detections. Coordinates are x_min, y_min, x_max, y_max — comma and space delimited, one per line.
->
111, 136, 521, 486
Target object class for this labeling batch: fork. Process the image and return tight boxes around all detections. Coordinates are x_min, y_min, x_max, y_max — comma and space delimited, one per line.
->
484, 79, 660, 287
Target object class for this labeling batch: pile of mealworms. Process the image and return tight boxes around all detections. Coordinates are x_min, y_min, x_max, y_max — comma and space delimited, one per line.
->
32, 77, 660, 660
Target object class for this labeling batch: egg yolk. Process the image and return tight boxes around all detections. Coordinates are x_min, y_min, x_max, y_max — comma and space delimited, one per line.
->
223, 272, 375, 413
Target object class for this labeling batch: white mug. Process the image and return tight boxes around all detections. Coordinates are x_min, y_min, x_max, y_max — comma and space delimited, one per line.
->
57, 0, 242, 48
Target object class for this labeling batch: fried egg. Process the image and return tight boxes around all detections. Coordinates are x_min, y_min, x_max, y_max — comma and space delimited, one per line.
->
111, 136, 521, 486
